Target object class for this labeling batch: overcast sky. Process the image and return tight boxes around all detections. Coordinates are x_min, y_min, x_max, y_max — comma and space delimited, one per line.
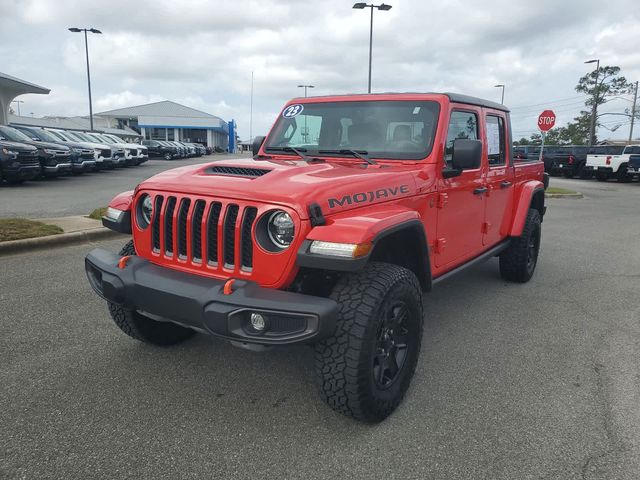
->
1, 0, 639, 141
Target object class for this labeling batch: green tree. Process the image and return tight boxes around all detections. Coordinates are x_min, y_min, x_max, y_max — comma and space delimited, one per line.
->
576, 66, 632, 107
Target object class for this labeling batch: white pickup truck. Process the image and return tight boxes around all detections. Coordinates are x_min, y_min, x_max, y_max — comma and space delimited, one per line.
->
585, 144, 640, 182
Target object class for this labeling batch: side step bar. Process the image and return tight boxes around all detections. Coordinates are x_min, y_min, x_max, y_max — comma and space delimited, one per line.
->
432, 240, 511, 286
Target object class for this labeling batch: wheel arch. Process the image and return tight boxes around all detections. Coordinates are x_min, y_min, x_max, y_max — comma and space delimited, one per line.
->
509, 181, 545, 237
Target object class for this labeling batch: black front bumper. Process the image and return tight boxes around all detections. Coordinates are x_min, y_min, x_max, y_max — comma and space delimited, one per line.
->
85, 248, 338, 345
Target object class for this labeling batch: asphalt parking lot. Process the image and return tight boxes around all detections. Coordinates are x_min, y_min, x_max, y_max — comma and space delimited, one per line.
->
0, 154, 246, 219
1, 178, 639, 479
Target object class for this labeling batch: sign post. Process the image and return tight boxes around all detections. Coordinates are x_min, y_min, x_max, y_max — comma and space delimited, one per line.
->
537, 110, 556, 162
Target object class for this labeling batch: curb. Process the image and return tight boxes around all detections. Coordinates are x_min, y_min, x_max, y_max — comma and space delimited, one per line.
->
0, 228, 126, 257
545, 192, 583, 199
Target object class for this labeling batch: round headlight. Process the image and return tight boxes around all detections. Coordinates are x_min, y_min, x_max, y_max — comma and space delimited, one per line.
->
267, 211, 294, 248
136, 194, 153, 228
141, 195, 153, 224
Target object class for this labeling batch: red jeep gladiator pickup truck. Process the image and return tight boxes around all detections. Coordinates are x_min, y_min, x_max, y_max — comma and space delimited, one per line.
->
86, 92, 547, 422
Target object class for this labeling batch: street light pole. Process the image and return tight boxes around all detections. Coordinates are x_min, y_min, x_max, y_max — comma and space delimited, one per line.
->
353, 3, 392, 93
585, 58, 600, 146
249, 71, 254, 143
11, 100, 24, 116
629, 80, 638, 143
494, 84, 505, 104
297, 84, 315, 97
69, 27, 102, 131
297, 85, 315, 143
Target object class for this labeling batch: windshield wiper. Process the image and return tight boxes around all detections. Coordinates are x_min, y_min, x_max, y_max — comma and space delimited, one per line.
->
319, 149, 377, 165
264, 146, 324, 163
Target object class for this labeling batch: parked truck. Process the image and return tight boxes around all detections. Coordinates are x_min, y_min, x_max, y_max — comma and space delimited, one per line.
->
85, 93, 547, 422
584, 144, 638, 182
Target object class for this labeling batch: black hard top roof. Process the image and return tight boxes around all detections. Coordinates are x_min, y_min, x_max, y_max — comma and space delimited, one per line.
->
292, 92, 510, 112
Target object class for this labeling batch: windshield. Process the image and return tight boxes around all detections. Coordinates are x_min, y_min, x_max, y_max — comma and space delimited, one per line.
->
49, 130, 75, 142
264, 100, 440, 160
93, 134, 115, 144
24, 128, 59, 143
624, 146, 640, 154
0, 126, 32, 142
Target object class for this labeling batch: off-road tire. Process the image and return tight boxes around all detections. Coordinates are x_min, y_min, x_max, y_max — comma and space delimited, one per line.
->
314, 262, 424, 423
595, 171, 609, 182
616, 166, 631, 183
578, 165, 592, 179
106, 240, 196, 346
563, 170, 574, 178
499, 208, 541, 283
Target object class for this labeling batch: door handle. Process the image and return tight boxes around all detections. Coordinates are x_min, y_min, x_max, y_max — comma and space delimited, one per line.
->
500, 181, 512, 188
473, 187, 488, 195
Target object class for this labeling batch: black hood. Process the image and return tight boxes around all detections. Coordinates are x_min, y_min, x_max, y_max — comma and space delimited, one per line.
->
0, 140, 38, 152
16, 139, 70, 151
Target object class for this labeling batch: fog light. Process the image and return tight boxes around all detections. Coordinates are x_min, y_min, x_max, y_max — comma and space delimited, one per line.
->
250, 313, 266, 331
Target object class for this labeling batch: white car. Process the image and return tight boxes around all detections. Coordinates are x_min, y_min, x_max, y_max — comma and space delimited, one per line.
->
585, 144, 639, 182
101, 133, 148, 165
83, 132, 131, 167
46, 129, 114, 170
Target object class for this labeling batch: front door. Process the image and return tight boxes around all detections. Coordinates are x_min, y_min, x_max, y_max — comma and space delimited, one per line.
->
435, 108, 486, 268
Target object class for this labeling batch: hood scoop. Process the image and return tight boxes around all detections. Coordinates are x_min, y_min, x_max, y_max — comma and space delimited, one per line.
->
204, 165, 271, 178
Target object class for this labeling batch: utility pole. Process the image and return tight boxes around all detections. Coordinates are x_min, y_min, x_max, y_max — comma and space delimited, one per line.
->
585, 58, 600, 146
629, 80, 638, 144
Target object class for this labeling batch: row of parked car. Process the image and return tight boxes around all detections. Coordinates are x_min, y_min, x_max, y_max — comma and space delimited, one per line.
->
514, 144, 640, 183
0, 124, 210, 184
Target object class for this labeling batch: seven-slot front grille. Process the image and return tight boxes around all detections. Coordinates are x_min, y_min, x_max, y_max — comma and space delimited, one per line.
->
147, 195, 259, 271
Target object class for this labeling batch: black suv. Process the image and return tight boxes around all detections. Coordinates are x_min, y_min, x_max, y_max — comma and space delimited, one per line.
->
13, 125, 97, 174
0, 137, 40, 184
0, 125, 71, 177
142, 140, 178, 160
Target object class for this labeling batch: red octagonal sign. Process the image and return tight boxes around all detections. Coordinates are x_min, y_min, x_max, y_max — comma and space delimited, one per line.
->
538, 110, 556, 131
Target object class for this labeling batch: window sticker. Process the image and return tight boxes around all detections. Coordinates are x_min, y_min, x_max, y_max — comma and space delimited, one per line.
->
487, 121, 501, 156
282, 104, 304, 118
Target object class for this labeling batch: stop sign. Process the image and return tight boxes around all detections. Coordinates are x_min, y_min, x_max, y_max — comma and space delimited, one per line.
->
538, 110, 556, 131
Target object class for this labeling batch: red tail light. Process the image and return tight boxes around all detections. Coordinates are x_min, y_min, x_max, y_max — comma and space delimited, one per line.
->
606, 156, 612, 165
568, 155, 575, 165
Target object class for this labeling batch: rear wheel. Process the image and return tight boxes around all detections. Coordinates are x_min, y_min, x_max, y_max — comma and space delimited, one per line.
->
106, 240, 196, 346
616, 166, 631, 183
499, 209, 541, 283
563, 170, 574, 178
314, 262, 424, 423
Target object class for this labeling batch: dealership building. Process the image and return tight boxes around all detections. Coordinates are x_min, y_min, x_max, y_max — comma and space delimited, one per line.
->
95, 101, 235, 151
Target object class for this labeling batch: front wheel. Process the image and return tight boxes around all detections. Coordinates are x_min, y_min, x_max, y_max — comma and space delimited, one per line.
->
106, 240, 196, 346
499, 208, 541, 283
314, 262, 424, 423
163, 152, 172, 160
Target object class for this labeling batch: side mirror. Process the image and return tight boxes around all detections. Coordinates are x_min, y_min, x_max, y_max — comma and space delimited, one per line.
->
252, 136, 266, 156
451, 139, 482, 170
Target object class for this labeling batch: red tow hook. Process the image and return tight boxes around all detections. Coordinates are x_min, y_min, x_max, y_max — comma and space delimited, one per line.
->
118, 255, 132, 269
223, 278, 236, 295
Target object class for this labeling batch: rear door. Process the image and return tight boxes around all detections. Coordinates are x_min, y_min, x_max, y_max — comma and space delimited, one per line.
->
483, 112, 514, 246
435, 107, 486, 268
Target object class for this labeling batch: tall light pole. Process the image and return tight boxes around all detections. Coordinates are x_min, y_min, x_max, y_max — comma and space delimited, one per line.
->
297, 84, 315, 97
494, 84, 505, 104
249, 71, 254, 143
629, 80, 638, 143
297, 85, 315, 143
585, 58, 600, 146
68, 27, 102, 131
352, 3, 392, 93
11, 100, 24, 116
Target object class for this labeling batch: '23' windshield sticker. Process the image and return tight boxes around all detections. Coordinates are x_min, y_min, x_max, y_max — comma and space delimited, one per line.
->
282, 104, 304, 118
